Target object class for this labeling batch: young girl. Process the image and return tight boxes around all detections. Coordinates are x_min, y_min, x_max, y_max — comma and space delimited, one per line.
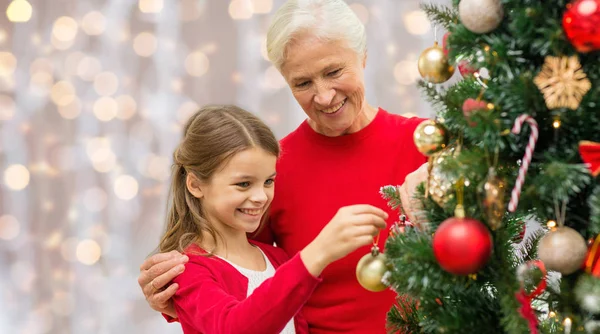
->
158, 104, 388, 334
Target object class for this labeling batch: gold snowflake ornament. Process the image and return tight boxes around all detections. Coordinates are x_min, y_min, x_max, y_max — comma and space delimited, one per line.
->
533, 55, 591, 110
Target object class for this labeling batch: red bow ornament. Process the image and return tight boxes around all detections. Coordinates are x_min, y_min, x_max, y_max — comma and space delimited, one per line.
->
580, 141, 600, 177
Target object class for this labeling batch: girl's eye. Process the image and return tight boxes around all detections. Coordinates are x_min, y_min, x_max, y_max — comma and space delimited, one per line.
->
264, 178, 275, 186
236, 182, 250, 188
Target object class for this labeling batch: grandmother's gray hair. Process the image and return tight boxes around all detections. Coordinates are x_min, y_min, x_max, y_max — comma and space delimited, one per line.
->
266, 0, 367, 72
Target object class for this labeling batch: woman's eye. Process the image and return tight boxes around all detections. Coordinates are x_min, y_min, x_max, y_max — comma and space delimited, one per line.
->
328, 69, 341, 76
296, 81, 310, 88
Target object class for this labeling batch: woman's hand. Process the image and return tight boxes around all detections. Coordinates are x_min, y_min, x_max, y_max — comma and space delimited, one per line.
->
138, 251, 189, 319
398, 162, 429, 229
300, 205, 388, 276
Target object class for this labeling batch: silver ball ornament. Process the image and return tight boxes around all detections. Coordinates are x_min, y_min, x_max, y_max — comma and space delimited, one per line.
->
459, 0, 504, 34
537, 226, 587, 275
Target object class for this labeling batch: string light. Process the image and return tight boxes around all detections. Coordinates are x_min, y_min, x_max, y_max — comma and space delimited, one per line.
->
553, 117, 561, 129
563, 317, 572, 334
547, 220, 557, 230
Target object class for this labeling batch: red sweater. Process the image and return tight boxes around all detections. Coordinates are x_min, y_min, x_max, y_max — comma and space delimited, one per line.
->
172, 241, 321, 334
257, 109, 427, 333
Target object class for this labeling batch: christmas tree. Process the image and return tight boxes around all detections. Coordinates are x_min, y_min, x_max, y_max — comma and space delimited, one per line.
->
374, 0, 600, 332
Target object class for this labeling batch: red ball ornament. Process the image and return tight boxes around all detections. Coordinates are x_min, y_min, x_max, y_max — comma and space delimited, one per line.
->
462, 98, 488, 126
433, 217, 493, 275
562, 0, 600, 53
442, 32, 451, 56
458, 59, 478, 78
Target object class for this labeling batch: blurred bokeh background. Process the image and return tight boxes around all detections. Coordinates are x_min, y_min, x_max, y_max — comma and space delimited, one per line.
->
0, 0, 452, 333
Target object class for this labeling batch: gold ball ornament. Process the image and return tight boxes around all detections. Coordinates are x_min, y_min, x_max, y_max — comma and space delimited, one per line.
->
413, 119, 448, 156
538, 226, 588, 275
356, 246, 389, 292
417, 42, 455, 84
428, 146, 459, 207
478, 167, 506, 230
458, 0, 504, 34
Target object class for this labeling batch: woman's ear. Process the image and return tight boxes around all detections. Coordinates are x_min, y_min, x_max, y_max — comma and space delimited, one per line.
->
186, 173, 204, 199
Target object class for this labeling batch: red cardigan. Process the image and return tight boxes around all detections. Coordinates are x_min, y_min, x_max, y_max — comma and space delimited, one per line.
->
172, 241, 321, 334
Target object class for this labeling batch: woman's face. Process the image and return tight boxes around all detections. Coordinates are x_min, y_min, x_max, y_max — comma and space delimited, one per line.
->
280, 34, 369, 137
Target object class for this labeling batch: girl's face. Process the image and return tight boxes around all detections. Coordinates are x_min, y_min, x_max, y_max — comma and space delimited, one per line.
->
196, 147, 276, 236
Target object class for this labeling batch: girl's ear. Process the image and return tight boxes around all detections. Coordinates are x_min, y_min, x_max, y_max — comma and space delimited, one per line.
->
186, 173, 204, 199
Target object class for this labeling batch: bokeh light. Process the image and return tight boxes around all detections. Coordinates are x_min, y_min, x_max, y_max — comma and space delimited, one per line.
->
114, 175, 139, 200
0, 215, 20, 240
394, 60, 421, 85
116, 95, 137, 120
93, 72, 119, 96
51, 16, 78, 50
0, 52, 17, 76
81, 11, 106, 36
139, 0, 164, 13
6, 0, 33, 23
76, 239, 102, 265
133, 32, 158, 57
177, 100, 199, 124
180, 0, 207, 21
0, 94, 15, 120
4, 164, 30, 190
87, 138, 117, 173
52, 16, 78, 42
403, 10, 431, 35
50, 81, 76, 106
0, 29, 7, 44
252, 0, 273, 14
76, 56, 102, 81
184, 51, 210, 77
229, 0, 253, 20
58, 98, 82, 119
93, 97, 118, 121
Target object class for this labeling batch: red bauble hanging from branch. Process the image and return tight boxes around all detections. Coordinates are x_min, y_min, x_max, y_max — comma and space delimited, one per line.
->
433, 217, 493, 275
562, 0, 600, 53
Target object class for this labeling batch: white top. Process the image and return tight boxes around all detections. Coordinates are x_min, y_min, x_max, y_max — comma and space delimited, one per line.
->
217, 248, 296, 334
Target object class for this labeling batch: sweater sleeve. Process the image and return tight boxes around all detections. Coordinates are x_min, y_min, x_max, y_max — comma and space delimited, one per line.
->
173, 253, 321, 334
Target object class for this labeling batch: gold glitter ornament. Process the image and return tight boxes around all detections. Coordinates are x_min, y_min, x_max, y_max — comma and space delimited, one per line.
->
413, 119, 448, 156
478, 167, 506, 230
428, 146, 460, 207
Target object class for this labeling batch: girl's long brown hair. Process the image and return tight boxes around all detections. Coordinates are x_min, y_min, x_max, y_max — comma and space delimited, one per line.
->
158, 105, 279, 253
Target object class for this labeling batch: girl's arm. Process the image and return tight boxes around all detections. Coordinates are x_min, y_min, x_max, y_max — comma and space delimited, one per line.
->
173, 253, 320, 334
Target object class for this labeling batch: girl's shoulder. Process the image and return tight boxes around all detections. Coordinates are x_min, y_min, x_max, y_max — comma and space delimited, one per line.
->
182, 244, 230, 270
250, 241, 291, 266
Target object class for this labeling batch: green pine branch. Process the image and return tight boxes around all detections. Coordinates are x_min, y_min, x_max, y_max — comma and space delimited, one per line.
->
420, 3, 458, 31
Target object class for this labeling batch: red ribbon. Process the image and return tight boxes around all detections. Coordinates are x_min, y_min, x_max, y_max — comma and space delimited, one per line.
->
515, 260, 547, 334
580, 140, 600, 177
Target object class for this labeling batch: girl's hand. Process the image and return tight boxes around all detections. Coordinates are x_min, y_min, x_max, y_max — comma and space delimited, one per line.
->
300, 205, 388, 276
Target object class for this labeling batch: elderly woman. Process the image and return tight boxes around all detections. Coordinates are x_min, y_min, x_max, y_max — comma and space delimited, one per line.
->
138, 0, 428, 332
